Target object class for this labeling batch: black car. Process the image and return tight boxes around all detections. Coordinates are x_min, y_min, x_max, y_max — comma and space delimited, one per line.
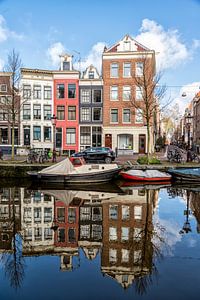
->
71, 147, 116, 163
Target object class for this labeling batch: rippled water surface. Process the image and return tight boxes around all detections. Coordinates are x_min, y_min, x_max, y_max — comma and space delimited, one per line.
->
0, 181, 200, 300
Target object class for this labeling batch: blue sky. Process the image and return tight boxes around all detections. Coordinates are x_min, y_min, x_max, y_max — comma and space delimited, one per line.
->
0, 0, 200, 113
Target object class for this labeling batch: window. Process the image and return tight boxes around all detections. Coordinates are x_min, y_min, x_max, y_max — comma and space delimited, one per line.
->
44, 105, 51, 120
122, 205, 130, 220
0, 128, 8, 143
44, 208, 52, 223
109, 227, 117, 241
123, 63, 131, 77
110, 63, 118, 77
57, 84, 65, 99
122, 249, 129, 262
23, 104, 31, 120
136, 86, 143, 100
0, 109, 8, 121
58, 228, 65, 242
123, 109, 131, 123
57, 106, 65, 120
109, 249, 117, 263
121, 227, 129, 241
24, 228, 32, 241
81, 89, 90, 103
109, 205, 118, 220
68, 106, 76, 120
134, 250, 142, 264
23, 84, 31, 99
57, 207, 65, 222
66, 128, 76, 144
33, 126, 41, 141
136, 62, 143, 76
63, 61, 70, 70
44, 127, 51, 141
123, 86, 131, 100
68, 207, 76, 223
92, 224, 102, 240
133, 228, 142, 241
68, 84, 76, 98
80, 207, 91, 221
80, 127, 91, 145
93, 107, 102, 121
92, 207, 102, 221
89, 71, 94, 79
34, 227, 42, 241
33, 85, 41, 99
134, 205, 142, 219
44, 86, 52, 99
34, 207, 41, 223
110, 109, 118, 123
80, 225, 90, 239
93, 90, 102, 103
24, 207, 32, 223
68, 228, 76, 243
92, 126, 102, 147
110, 86, 118, 100
33, 104, 41, 120
124, 41, 131, 51
0, 84, 7, 92
81, 108, 90, 122
135, 108, 143, 123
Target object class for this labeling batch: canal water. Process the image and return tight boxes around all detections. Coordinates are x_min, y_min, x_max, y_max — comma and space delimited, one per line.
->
0, 181, 200, 300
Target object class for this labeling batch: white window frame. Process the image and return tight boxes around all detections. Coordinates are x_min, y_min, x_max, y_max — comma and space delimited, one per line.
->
110, 63, 119, 78
135, 108, 143, 124
123, 86, 131, 101
110, 86, 118, 101
110, 108, 118, 124
136, 86, 143, 100
81, 107, 91, 122
136, 62, 144, 76
123, 62, 131, 77
123, 109, 131, 123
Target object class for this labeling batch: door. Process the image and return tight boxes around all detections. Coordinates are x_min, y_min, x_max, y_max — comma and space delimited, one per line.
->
24, 126, 30, 146
105, 134, 112, 149
139, 134, 146, 154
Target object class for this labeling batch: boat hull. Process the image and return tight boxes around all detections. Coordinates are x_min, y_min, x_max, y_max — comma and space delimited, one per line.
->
168, 168, 200, 182
120, 171, 171, 182
29, 167, 121, 184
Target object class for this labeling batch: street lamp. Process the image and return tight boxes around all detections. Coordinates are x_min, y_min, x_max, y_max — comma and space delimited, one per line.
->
179, 190, 192, 234
51, 114, 57, 151
185, 113, 193, 149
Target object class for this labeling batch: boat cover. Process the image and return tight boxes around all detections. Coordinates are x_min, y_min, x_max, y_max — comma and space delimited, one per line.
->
126, 169, 171, 178
38, 158, 75, 175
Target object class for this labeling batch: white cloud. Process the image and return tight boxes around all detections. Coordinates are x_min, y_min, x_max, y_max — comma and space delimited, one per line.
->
0, 14, 23, 43
74, 42, 106, 73
47, 42, 66, 67
135, 19, 192, 70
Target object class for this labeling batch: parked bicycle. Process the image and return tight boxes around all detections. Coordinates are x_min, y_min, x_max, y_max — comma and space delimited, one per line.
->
39, 150, 49, 163
26, 149, 39, 163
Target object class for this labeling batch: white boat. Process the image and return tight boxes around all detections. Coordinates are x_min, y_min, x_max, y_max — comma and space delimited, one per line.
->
120, 169, 171, 182
27, 157, 122, 184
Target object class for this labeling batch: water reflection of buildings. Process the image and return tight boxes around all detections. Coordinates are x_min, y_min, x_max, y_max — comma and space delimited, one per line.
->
101, 188, 157, 289
0, 185, 162, 292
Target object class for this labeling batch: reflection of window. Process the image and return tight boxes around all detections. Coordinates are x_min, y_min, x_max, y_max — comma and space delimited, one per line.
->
57, 207, 65, 222
134, 206, 142, 219
66, 128, 76, 144
68, 228, 76, 243
123, 86, 131, 100
122, 205, 130, 220
34, 208, 41, 223
57, 84, 65, 99
0, 84, 7, 92
121, 227, 129, 241
24, 207, 32, 223
44, 207, 52, 223
58, 228, 65, 242
110, 63, 118, 77
80, 225, 90, 239
133, 228, 142, 241
80, 207, 91, 220
24, 228, 32, 241
109, 248, 117, 263
92, 207, 102, 221
123, 62, 131, 77
68, 207, 76, 223
110, 86, 118, 100
44, 228, 53, 240
109, 205, 118, 220
134, 250, 142, 263
122, 249, 129, 262
109, 227, 117, 241
68, 84, 76, 98
110, 109, 118, 123
34, 228, 42, 241
92, 224, 102, 239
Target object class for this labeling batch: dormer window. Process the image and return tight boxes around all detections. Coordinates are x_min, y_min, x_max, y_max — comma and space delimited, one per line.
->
124, 41, 131, 51
89, 71, 94, 79
0, 84, 7, 92
63, 61, 70, 71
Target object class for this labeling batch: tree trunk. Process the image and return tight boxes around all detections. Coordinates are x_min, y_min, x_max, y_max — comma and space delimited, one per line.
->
147, 122, 151, 164
11, 124, 15, 160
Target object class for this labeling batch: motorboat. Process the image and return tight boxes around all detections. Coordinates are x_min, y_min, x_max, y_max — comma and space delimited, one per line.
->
168, 167, 200, 182
120, 169, 172, 182
27, 157, 122, 184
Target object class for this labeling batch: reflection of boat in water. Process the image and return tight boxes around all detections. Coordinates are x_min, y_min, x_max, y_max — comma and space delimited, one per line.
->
27, 157, 121, 184
118, 180, 171, 190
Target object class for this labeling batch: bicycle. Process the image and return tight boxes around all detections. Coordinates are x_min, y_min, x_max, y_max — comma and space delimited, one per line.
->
26, 150, 39, 163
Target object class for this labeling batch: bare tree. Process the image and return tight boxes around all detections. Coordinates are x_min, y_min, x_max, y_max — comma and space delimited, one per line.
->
3, 49, 22, 160
130, 56, 167, 160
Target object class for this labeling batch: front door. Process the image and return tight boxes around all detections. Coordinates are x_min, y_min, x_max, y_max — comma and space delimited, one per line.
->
139, 134, 146, 154
24, 126, 30, 146
105, 134, 112, 149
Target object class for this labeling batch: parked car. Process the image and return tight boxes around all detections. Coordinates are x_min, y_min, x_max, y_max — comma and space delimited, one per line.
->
71, 147, 116, 163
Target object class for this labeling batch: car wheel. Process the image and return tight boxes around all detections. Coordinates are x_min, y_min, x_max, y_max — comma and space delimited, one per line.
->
105, 157, 112, 164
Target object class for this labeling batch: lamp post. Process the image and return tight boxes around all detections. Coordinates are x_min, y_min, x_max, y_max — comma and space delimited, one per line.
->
185, 113, 193, 149
179, 190, 191, 234
51, 114, 57, 151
